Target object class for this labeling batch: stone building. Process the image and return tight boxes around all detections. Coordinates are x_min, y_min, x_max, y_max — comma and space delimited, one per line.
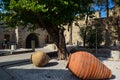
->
64, 6, 120, 48
0, 24, 53, 49
0, 23, 84, 49
0, 21, 85, 49
0, 7, 120, 49
64, 20, 85, 45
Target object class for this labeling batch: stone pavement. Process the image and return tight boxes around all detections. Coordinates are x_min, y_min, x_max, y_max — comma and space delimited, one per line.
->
0, 49, 120, 80
0, 52, 79, 80
0, 47, 57, 55
0, 48, 46, 80
0, 52, 33, 80
0, 68, 13, 80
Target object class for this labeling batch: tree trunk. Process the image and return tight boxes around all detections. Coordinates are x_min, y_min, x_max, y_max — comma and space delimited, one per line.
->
105, 0, 110, 47
83, 14, 89, 47
104, 27, 111, 47
106, 0, 109, 17
68, 23, 73, 45
45, 24, 68, 60
58, 27, 68, 60
37, 14, 68, 60
83, 27, 87, 47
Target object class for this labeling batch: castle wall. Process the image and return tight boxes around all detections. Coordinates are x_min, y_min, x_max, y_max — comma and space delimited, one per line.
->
64, 20, 85, 46
0, 25, 49, 49
17, 26, 48, 48
0, 27, 17, 48
0, 7, 120, 49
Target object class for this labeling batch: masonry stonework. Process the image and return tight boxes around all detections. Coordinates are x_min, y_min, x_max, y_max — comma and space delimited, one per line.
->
0, 7, 120, 49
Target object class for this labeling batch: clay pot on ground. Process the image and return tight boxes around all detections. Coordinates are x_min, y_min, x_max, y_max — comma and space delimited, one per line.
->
31, 51, 50, 67
66, 51, 112, 80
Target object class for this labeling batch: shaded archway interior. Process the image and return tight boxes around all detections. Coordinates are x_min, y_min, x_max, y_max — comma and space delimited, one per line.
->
26, 33, 39, 48
4, 34, 10, 43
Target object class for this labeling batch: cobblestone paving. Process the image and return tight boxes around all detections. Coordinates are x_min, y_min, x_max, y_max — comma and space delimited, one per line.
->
103, 60, 120, 80
1, 58, 120, 80
2, 59, 80, 80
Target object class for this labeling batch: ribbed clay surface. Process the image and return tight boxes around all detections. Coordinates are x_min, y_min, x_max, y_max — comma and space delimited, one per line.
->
66, 51, 112, 80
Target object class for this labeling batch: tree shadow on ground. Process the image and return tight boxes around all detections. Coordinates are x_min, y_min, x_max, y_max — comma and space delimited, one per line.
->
1, 60, 116, 80
3, 65, 80, 80
0, 59, 30, 67
20, 69, 80, 80
3, 67, 116, 80
0, 58, 59, 68
44, 62, 59, 67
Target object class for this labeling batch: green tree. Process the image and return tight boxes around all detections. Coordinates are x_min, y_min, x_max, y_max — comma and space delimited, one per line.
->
95, 0, 120, 47
75, 6, 94, 47
80, 25, 104, 48
68, 22, 73, 45
112, 0, 120, 45
1, 0, 94, 60
94, 0, 112, 47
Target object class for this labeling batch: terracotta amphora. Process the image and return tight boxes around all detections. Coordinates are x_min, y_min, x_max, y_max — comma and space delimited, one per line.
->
31, 51, 50, 67
66, 51, 112, 80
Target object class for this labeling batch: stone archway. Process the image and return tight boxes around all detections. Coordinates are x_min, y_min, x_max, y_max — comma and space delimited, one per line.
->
4, 34, 10, 43
3, 34, 10, 49
26, 33, 39, 48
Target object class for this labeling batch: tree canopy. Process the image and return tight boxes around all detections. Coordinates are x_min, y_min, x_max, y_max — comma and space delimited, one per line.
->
1, 0, 120, 59
1, 0, 95, 59
0, 0, 96, 59
2, 0, 94, 29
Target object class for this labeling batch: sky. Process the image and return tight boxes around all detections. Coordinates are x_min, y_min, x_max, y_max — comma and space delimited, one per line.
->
97, 0, 115, 17
0, 0, 4, 11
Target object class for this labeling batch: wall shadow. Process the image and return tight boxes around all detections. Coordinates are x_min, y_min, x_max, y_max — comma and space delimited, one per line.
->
3, 68, 80, 80
3, 67, 116, 80
0, 59, 116, 80
0, 59, 30, 67
68, 46, 120, 61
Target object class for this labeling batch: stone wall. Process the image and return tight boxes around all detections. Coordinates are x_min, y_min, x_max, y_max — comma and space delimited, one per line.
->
0, 25, 49, 49
64, 20, 85, 46
17, 26, 49, 48
0, 8, 120, 49
0, 27, 16, 49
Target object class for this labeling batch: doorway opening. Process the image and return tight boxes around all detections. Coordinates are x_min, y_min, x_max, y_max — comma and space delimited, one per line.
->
26, 33, 39, 48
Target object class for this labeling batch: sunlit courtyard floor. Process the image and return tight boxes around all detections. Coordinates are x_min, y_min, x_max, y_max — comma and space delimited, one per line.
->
0, 51, 120, 80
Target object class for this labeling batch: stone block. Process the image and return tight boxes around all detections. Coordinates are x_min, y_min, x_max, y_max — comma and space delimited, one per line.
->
111, 50, 120, 60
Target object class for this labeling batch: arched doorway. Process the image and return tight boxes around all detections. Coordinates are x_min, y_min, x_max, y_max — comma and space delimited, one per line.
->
4, 34, 10, 43
26, 33, 39, 48
3, 34, 10, 49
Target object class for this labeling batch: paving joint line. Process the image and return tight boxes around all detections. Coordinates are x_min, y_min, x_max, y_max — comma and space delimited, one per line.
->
0, 66, 15, 80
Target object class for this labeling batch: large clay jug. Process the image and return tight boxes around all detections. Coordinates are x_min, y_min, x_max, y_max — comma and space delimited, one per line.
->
66, 51, 112, 80
31, 51, 50, 67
